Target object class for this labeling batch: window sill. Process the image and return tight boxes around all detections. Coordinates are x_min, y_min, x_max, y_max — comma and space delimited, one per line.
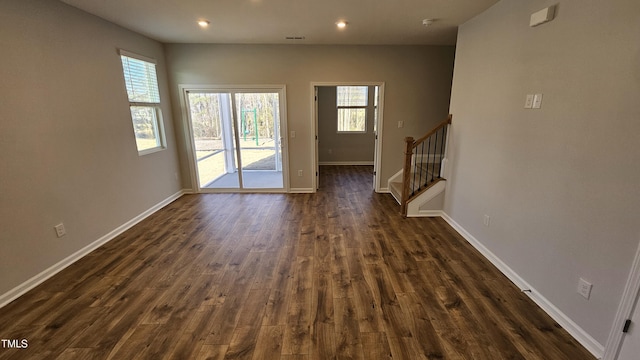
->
138, 146, 166, 156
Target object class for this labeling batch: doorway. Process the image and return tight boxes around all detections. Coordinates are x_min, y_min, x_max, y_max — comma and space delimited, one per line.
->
181, 85, 288, 192
312, 82, 384, 192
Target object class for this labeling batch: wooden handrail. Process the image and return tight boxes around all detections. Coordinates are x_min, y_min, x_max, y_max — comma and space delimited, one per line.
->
400, 114, 452, 217
411, 114, 452, 148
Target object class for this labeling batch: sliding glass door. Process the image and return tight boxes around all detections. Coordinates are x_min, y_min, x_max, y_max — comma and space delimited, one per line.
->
184, 86, 287, 192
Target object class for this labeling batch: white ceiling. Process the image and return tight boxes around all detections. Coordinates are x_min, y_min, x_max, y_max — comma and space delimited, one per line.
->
60, 0, 499, 45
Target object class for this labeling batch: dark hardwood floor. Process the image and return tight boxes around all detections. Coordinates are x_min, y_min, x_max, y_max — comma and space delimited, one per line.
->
0, 165, 595, 359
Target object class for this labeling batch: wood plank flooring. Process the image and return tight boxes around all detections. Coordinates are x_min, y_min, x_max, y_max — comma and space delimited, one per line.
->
0, 165, 595, 359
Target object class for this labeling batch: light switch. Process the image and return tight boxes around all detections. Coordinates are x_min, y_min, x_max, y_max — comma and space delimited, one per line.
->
397, 121, 404, 128
290, 130, 296, 138
524, 94, 534, 109
533, 94, 543, 109
530, 6, 555, 27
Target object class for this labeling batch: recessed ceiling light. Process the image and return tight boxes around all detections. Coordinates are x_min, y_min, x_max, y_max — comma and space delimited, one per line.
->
197, 20, 210, 28
336, 21, 348, 29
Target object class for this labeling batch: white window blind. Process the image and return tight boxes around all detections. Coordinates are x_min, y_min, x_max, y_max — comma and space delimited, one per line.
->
119, 50, 165, 154
337, 86, 368, 133
120, 55, 160, 104
337, 86, 368, 107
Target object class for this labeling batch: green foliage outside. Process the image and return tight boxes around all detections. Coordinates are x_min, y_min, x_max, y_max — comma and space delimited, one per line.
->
188, 93, 279, 141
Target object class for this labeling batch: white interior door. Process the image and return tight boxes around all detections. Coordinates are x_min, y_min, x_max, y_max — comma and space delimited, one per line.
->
314, 86, 319, 190
617, 296, 640, 359
372, 85, 379, 190
605, 241, 640, 360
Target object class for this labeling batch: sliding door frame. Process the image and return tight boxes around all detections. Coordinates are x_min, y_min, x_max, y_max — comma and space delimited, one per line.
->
178, 84, 290, 193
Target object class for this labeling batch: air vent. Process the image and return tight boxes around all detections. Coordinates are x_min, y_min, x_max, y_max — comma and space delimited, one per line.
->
285, 36, 306, 40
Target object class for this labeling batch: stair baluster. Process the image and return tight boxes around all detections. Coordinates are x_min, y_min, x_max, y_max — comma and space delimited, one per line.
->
399, 114, 452, 216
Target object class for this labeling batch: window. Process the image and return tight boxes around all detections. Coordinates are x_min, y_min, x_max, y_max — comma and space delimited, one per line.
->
119, 50, 165, 154
337, 86, 368, 133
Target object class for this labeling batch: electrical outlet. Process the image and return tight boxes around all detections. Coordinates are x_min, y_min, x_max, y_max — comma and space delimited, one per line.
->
298, 170, 303, 177
483, 214, 491, 227
54, 223, 66, 238
577, 278, 592, 299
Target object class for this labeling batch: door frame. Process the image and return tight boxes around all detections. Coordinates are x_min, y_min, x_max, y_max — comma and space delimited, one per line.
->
178, 84, 290, 193
604, 240, 640, 359
310, 81, 385, 192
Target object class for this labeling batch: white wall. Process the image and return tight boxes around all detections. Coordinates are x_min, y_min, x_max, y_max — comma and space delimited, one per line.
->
0, 0, 182, 298
447, 0, 640, 349
164, 44, 455, 190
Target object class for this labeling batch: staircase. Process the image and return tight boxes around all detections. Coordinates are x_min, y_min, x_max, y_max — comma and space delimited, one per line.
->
389, 162, 444, 202
389, 115, 451, 217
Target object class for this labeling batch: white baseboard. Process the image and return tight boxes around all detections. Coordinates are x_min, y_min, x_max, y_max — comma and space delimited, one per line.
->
0, 190, 604, 359
440, 213, 605, 359
378, 187, 390, 193
0, 190, 185, 309
290, 188, 314, 193
318, 161, 374, 166
387, 169, 403, 185
406, 180, 446, 216
408, 210, 445, 218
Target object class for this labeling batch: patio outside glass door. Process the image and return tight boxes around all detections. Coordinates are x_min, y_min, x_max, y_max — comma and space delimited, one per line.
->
185, 88, 286, 192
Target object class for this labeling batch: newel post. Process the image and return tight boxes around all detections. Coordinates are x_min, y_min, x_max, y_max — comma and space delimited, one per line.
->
400, 137, 414, 217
